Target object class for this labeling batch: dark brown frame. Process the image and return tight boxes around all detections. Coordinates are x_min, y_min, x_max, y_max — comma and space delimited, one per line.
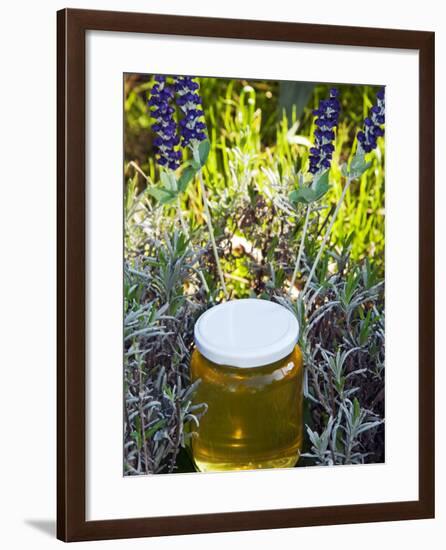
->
57, 8, 435, 542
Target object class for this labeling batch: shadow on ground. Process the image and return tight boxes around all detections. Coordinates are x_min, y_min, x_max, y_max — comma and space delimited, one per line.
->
24, 519, 55, 538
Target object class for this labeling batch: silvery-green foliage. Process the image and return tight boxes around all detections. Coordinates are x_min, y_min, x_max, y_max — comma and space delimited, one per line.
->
125, 184, 385, 472
275, 239, 385, 466
302, 414, 341, 465
124, 231, 209, 474
302, 397, 383, 466
125, 353, 207, 474
340, 398, 383, 465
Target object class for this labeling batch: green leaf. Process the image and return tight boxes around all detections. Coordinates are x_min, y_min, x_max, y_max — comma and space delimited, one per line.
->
313, 169, 328, 186
349, 150, 372, 178
177, 165, 197, 193
145, 419, 166, 439
130, 430, 142, 450
289, 187, 317, 205
290, 170, 331, 205
313, 170, 330, 200
314, 181, 329, 201
350, 151, 365, 173
160, 171, 177, 192
353, 398, 361, 421
147, 186, 178, 205
197, 139, 211, 167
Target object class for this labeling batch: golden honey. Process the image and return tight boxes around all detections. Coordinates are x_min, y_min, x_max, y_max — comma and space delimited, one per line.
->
190, 345, 303, 472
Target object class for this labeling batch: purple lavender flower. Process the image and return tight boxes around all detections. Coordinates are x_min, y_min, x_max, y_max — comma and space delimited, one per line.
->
308, 88, 341, 175
148, 75, 182, 170
174, 76, 207, 148
357, 88, 385, 153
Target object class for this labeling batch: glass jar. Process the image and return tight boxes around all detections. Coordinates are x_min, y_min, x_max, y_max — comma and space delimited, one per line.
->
190, 299, 303, 472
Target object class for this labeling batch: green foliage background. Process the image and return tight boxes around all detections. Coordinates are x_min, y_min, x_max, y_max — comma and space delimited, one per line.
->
125, 76, 384, 273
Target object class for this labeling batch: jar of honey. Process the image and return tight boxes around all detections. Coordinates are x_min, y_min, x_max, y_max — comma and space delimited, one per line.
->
190, 299, 303, 472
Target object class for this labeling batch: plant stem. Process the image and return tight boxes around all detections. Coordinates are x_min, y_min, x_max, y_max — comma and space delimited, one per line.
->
126, 161, 154, 216
128, 160, 152, 184
177, 196, 210, 295
177, 196, 189, 237
302, 176, 353, 298
344, 432, 353, 465
289, 204, 312, 294
194, 151, 229, 300
138, 363, 149, 475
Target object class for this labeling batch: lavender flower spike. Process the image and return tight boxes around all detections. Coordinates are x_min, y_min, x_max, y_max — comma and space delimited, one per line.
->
357, 88, 385, 153
308, 87, 341, 175
174, 76, 208, 148
148, 75, 182, 170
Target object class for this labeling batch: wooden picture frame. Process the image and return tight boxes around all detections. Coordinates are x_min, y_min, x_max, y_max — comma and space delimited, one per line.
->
57, 8, 435, 542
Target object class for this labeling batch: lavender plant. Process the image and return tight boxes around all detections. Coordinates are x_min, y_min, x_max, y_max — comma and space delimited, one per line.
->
148, 75, 182, 169
301, 87, 385, 297
289, 88, 340, 292
124, 232, 208, 474
357, 88, 385, 153
175, 76, 207, 146
124, 77, 386, 473
174, 76, 229, 299
308, 88, 341, 174
282, 87, 385, 465
277, 244, 385, 465
146, 75, 228, 299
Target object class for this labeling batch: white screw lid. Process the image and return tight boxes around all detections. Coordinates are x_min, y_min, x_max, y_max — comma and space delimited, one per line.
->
194, 299, 299, 368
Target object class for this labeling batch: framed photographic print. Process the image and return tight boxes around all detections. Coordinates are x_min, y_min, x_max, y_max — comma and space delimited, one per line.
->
57, 8, 435, 542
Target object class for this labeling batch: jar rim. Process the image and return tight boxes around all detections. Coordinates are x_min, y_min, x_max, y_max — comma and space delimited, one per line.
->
194, 299, 299, 368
